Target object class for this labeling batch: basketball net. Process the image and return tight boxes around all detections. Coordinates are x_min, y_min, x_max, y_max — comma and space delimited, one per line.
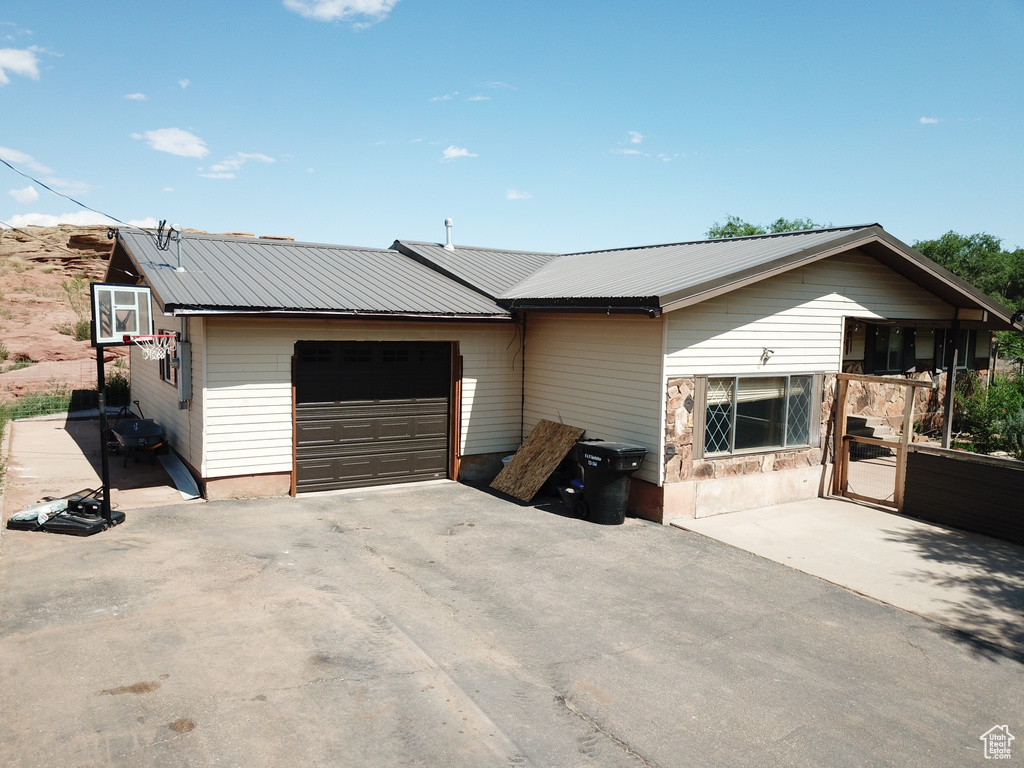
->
126, 334, 175, 360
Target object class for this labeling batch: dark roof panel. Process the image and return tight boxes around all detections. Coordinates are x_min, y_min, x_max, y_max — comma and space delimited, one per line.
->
116, 229, 508, 318
394, 240, 559, 299
503, 226, 877, 302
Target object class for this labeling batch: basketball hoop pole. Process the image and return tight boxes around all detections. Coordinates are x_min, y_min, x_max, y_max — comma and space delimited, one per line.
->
96, 343, 113, 523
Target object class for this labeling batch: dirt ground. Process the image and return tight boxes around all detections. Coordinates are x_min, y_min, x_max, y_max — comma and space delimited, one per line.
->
0, 226, 127, 401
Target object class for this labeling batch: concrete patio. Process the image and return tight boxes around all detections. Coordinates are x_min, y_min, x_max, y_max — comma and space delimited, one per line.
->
675, 497, 1024, 653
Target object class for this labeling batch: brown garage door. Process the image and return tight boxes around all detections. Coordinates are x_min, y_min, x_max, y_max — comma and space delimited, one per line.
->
294, 341, 451, 492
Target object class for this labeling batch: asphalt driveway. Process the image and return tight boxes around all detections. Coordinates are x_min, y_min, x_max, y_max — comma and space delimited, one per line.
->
1, 481, 1021, 767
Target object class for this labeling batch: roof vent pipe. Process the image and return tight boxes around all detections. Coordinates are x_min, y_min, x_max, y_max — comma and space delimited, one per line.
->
172, 223, 184, 272
443, 218, 454, 251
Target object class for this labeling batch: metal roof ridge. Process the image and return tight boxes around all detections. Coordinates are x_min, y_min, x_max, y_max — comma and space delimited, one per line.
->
394, 239, 559, 256
561, 223, 881, 256
119, 227, 393, 253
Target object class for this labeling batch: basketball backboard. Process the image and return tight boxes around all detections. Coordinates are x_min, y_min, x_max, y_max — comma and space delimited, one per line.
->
90, 282, 153, 346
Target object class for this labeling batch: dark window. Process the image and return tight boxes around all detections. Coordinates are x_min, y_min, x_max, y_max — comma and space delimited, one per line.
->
933, 329, 977, 371
864, 324, 916, 375
158, 328, 177, 386
295, 341, 451, 404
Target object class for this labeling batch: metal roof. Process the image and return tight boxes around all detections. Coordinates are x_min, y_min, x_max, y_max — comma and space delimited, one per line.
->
113, 229, 508, 318
498, 224, 1020, 329
393, 240, 560, 299
503, 226, 878, 304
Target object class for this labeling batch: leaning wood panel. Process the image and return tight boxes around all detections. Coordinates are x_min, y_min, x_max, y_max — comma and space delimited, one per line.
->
490, 419, 585, 502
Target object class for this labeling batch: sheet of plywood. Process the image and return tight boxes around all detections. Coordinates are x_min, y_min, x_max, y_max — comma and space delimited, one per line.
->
490, 419, 584, 502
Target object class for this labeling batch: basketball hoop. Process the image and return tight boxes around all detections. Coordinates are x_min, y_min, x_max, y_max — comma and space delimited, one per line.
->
124, 333, 175, 360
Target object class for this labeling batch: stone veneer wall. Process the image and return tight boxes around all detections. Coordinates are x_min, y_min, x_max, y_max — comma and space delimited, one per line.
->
664, 375, 837, 485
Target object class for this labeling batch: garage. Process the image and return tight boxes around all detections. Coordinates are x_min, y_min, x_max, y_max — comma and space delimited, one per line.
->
294, 341, 454, 492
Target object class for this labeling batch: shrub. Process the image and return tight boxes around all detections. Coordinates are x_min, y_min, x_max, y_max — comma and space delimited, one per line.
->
954, 375, 1024, 455
1002, 409, 1024, 461
105, 367, 130, 407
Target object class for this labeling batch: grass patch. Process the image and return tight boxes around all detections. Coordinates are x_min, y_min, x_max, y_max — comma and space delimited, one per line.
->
55, 318, 92, 341
0, 371, 131, 488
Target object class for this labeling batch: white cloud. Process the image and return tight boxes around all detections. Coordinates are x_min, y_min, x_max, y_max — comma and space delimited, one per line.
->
283, 0, 399, 24
8, 185, 38, 204
506, 189, 531, 200
132, 128, 209, 158
919, 116, 940, 124
467, 95, 490, 102
611, 148, 644, 156
5, 211, 118, 227
481, 81, 516, 90
0, 145, 52, 174
129, 216, 159, 228
124, 92, 147, 101
199, 152, 275, 179
163, 187, 174, 192
0, 47, 40, 85
431, 91, 458, 102
441, 145, 477, 161
179, 78, 191, 89
629, 131, 644, 144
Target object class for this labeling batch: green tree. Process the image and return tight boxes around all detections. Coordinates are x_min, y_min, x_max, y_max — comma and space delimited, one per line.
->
912, 232, 1024, 309
913, 232, 1024, 367
706, 215, 824, 239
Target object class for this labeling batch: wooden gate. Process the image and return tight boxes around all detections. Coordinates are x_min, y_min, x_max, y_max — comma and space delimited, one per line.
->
832, 373, 934, 510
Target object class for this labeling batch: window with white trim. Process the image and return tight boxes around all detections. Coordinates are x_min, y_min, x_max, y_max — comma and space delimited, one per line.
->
704, 375, 815, 455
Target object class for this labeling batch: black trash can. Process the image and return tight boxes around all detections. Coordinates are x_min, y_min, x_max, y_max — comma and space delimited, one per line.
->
571, 440, 647, 525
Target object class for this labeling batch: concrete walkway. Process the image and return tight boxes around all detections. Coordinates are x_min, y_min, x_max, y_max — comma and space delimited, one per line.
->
2, 416, 204, 518
674, 497, 1024, 653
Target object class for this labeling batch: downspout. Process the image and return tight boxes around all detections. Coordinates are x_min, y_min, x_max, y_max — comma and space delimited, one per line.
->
941, 317, 961, 449
519, 313, 527, 443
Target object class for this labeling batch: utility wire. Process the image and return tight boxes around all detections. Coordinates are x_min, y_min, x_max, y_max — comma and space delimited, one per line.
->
0, 156, 129, 226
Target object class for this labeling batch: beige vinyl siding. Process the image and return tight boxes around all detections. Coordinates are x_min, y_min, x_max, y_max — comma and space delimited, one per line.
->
129, 310, 204, 471
523, 313, 664, 484
666, 251, 954, 376
202, 317, 522, 479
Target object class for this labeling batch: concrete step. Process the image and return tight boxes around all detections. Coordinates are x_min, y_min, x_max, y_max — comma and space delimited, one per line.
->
846, 415, 896, 439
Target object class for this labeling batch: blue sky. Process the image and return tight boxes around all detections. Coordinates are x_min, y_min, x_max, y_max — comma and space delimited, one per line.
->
1, 0, 1022, 253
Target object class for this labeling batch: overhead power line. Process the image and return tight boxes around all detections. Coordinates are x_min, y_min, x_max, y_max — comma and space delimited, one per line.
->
0, 156, 129, 227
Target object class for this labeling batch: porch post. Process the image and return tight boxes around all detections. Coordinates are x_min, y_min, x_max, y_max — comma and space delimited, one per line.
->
832, 376, 850, 496
894, 383, 915, 511
941, 319, 961, 449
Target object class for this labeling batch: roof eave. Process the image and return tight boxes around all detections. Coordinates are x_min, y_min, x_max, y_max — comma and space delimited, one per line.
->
164, 306, 512, 321
657, 226, 1020, 331
502, 297, 662, 317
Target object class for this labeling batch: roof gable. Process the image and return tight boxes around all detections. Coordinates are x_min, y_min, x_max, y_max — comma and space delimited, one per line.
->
500, 225, 1019, 329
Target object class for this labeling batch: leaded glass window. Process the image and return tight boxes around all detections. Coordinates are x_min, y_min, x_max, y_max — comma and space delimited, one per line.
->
704, 374, 815, 455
